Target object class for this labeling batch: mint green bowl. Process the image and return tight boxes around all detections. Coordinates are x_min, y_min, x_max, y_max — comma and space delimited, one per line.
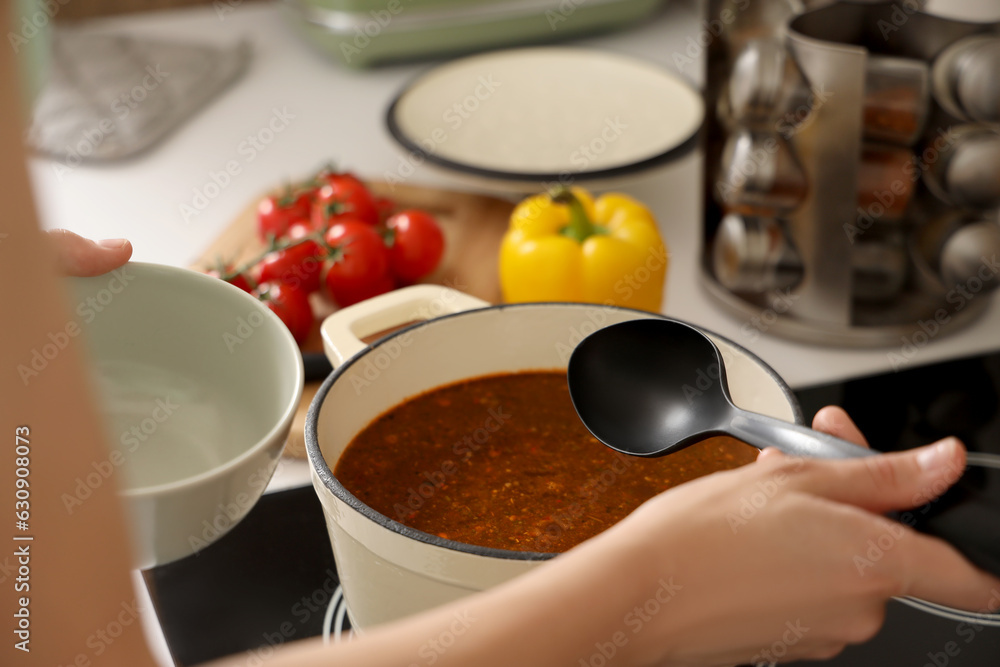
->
69, 263, 303, 568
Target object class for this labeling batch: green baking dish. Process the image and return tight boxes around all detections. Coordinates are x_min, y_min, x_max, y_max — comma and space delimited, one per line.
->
283, 0, 664, 68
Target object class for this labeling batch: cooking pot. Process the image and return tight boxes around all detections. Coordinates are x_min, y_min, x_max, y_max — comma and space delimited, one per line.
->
305, 285, 802, 629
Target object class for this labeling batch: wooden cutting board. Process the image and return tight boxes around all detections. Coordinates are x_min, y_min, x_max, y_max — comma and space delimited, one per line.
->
191, 182, 515, 458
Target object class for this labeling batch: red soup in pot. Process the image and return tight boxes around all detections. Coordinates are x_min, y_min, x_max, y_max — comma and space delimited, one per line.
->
335, 371, 757, 553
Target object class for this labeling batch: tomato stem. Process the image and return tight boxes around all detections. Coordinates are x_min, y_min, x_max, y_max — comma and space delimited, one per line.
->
223, 232, 326, 284
276, 183, 298, 208
380, 227, 397, 248
322, 201, 344, 222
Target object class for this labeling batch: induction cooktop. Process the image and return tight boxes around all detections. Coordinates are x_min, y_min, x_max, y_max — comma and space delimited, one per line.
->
145, 348, 1000, 667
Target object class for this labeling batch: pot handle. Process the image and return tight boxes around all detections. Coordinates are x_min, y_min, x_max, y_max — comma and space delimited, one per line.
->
320, 285, 490, 369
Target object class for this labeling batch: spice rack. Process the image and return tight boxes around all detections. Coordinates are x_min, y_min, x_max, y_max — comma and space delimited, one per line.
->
702, 0, 1000, 346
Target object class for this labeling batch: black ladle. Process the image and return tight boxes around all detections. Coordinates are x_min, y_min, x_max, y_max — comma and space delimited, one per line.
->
568, 318, 873, 459
567, 318, 1000, 577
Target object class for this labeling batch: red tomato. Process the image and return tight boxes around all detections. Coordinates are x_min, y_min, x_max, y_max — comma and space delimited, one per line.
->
286, 219, 313, 239
205, 266, 254, 293
384, 210, 445, 282
311, 178, 378, 229
256, 235, 326, 294
323, 221, 394, 307
257, 189, 313, 242
316, 169, 366, 191
255, 281, 313, 344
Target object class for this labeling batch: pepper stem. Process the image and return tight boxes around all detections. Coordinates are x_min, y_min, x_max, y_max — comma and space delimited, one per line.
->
553, 188, 595, 243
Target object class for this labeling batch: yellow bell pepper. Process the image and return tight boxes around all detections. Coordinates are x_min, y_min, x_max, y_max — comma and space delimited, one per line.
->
499, 187, 668, 312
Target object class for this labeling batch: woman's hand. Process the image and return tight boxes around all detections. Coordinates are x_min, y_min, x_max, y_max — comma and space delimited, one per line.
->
810, 404, 871, 449
48, 228, 132, 276
598, 411, 1000, 667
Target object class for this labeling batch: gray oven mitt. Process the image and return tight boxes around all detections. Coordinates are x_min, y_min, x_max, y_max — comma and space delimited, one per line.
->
28, 29, 251, 162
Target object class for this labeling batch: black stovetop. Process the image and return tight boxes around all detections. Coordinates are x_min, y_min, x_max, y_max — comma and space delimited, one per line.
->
146, 349, 1000, 667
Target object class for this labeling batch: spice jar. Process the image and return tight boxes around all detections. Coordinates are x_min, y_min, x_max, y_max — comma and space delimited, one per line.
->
716, 129, 809, 215
724, 39, 813, 130
713, 213, 909, 301
863, 56, 929, 146
856, 145, 916, 223
712, 213, 803, 293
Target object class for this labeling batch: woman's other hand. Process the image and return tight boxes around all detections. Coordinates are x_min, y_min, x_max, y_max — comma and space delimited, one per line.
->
48, 229, 132, 276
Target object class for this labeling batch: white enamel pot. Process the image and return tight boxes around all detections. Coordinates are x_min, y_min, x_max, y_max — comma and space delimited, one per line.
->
305, 285, 803, 630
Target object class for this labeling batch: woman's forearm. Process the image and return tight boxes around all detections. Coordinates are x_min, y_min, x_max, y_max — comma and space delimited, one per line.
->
0, 9, 156, 665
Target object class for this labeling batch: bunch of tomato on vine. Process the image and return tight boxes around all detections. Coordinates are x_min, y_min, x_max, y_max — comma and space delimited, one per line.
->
205, 168, 445, 344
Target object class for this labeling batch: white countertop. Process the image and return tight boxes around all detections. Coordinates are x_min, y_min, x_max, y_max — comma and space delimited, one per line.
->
31, 2, 998, 664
